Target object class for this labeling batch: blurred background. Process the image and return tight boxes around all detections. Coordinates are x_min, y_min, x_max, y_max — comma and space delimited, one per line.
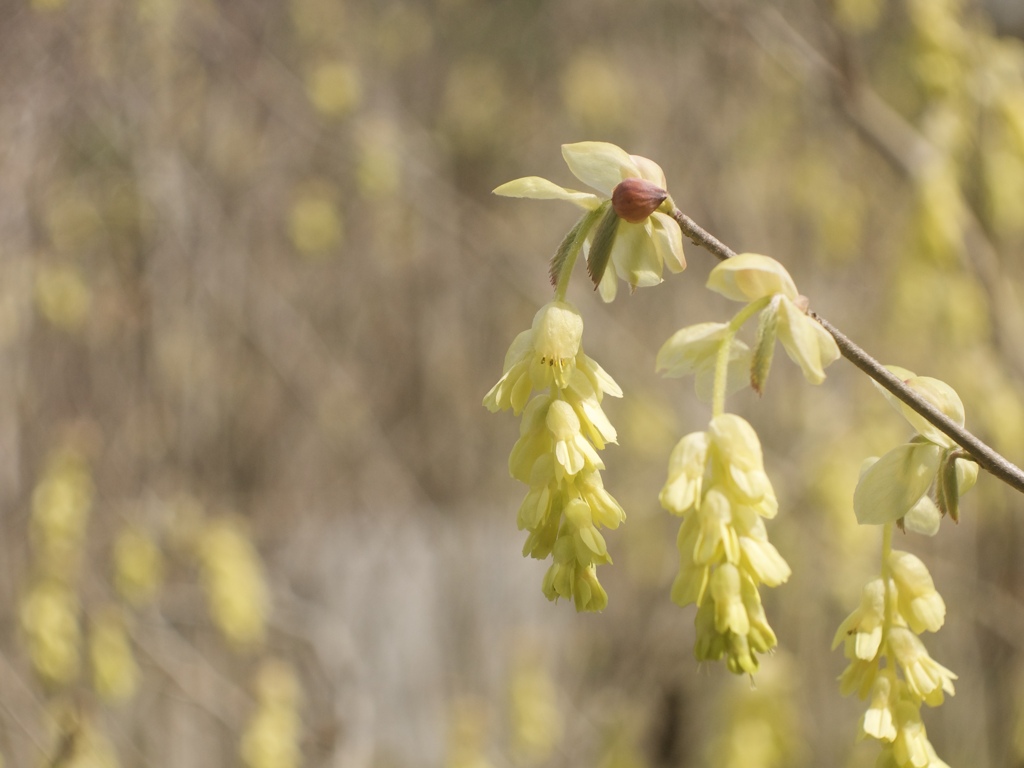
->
3, 0, 1024, 765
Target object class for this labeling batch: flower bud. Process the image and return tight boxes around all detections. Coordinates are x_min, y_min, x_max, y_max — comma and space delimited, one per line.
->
611, 178, 668, 223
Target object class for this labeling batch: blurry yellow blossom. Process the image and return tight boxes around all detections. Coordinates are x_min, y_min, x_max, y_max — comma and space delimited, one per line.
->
446, 697, 493, 768
912, 163, 966, 264
44, 186, 102, 253
561, 50, 630, 130
356, 121, 401, 201
791, 149, 866, 262
509, 657, 562, 762
240, 660, 302, 768
705, 659, 802, 768
89, 606, 140, 703
597, 719, 649, 768
306, 62, 361, 117
442, 59, 505, 150
907, 0, 968, 99
288, 188, 343, 257
31, 447, 94, 578
35, 263, 92, 332
197, 516, 269, 648
31, 0, 66, 11
113, 527, 164, 606
834, 0, 882, 33
20, 580, 81, 686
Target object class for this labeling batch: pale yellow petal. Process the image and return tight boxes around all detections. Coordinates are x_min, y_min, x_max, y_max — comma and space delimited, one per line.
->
493, 176, 601, 208
706, 253, 799, 302
561, 141, 639, 196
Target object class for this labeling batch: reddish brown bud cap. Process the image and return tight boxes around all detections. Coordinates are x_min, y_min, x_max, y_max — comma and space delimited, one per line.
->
611, 178, 668, 223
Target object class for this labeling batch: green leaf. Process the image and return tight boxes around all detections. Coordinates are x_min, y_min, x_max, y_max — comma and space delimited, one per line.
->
587, 203, 620, 290
549, 206, 604, 287
937, 451, 961, 523
853, 442, 943, 525
750, 300, 779, 395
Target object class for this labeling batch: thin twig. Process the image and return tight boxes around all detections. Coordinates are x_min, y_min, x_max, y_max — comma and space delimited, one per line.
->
670, 206, 1024, 496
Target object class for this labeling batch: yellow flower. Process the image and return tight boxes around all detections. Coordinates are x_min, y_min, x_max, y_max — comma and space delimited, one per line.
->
575, 471, 626, 529
484, 301, 585, 414
887, 627, 957, 706
710, 563, 748, 636
694, 591, 762, 675
862, 675, 898, 742
832, 578, 888, 661
738, 535, 791, 587
660, 431, 710, 515
706, 253, 800, 302
693, 488, 740, 566
543, 558, 608, 612
838, 657, 880, 699
707, 254, 840, 385
547, 399, 604, 479
494, 142, 685, 301
889, 550, 946, 634
707, 414, 777, 516
564, 498, 611, 565
891, 698, 950, 768
740, 573, 778, 653
90, 607, 140, 703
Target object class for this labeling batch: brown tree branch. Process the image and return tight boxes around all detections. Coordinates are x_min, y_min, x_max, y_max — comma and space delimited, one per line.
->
670, 207, 1024, 496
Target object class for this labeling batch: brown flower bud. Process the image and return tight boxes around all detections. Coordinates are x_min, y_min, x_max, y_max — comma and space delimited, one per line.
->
611, 178, 668, 223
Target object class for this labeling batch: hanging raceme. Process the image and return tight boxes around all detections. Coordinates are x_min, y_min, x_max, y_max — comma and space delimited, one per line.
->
484, 300, 624, 612
834, 540, 957, 767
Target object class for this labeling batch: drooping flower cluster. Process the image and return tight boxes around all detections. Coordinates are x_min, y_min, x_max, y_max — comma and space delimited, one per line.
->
834, 551, 955, 767
484, 301, 624, 611
660, 413, 791, 674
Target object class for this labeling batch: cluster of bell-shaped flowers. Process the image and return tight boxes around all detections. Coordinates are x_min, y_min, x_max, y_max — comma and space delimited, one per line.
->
834, 550, 956, 767
660, 413, 791, 673
484, 301, 624, 611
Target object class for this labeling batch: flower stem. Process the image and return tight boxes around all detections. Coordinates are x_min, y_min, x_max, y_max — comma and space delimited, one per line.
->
669, 206, 1024, 497
880, 522, 894, 643
712, 298, 770, 417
